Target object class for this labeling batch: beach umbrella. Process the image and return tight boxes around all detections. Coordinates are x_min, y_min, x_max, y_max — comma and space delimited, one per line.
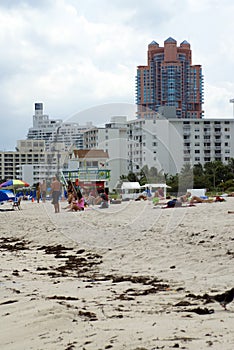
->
0, 190, 15, 202
0, 179, 30, 192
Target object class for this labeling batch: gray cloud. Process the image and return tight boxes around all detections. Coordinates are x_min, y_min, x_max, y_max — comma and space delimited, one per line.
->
0, 0, 234, 151
0, 0, 53, 9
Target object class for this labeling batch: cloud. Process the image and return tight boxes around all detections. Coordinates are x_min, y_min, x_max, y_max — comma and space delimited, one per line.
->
0, 0, 234, 150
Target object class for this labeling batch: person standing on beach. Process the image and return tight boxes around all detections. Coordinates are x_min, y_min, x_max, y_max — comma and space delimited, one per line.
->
36, 182, 41, 203
40, 180, 47, 203
51, 176, 61, 213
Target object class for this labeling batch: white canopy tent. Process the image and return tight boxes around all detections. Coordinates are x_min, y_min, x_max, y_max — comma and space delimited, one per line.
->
121, 182, 141, 190
141, 183, 171, 198
121, 182, 141, 199
120, 182, 170, 199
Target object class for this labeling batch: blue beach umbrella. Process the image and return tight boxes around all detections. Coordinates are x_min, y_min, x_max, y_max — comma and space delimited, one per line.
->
0, 190, 15, 202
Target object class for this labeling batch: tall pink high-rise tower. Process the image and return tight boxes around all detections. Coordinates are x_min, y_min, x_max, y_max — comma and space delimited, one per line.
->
136, 37, 204, 119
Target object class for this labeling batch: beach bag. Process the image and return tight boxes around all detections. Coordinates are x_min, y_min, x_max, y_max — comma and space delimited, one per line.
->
215, 196, 225, 202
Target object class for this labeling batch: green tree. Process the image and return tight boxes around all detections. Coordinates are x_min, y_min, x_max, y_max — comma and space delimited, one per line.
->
166, 174, 178, 194
127, 171, 139, 183
138, 165, 148, 185
178, 163, 193, 193
204, 161, 228, 191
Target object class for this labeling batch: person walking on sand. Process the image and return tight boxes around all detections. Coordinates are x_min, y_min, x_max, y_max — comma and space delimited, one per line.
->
51, 176, 61, 213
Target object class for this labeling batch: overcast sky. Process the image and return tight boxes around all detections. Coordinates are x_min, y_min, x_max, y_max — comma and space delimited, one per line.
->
1, 0, 234, 150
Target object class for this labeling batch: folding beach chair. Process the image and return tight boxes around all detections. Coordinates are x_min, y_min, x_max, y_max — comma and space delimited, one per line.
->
12, 197, 22, 210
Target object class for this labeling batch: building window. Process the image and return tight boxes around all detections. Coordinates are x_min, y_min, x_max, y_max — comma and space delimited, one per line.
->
195, 157, 200, 161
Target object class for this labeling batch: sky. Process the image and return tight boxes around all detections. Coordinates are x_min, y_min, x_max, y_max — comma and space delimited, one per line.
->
1, 0, 234, 150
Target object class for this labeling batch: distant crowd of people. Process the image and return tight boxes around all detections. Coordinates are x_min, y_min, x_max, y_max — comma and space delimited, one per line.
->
34, 177, 109, 213
133, 187, 226, 208
63, 180, 109, 212
32, 179, 227, 213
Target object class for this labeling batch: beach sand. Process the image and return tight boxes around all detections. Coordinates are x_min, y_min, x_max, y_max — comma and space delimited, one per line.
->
0, 198, 234, 349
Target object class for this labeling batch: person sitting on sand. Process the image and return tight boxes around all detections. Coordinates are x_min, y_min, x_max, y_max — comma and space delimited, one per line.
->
66, 180, 74, 204
179, 192, 191, 203
95, 188, 109, 208
84, 190, 97, 206
158, 187, 165, 199
67, 189, 85, 211
152, 191, 162, 205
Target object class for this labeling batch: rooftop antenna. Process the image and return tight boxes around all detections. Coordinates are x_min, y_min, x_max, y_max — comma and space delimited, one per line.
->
230, 98, 234, 117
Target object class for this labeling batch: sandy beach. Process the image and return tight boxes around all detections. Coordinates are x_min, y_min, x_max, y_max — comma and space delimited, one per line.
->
0, 198, 234, 349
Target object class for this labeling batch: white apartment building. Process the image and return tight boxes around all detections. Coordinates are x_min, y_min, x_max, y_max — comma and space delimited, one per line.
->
83, 116, 128, 190
27, 103, 94, 150
83, 110, 234, 183
127, 114, 234, 175
0, 139, 67, 185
